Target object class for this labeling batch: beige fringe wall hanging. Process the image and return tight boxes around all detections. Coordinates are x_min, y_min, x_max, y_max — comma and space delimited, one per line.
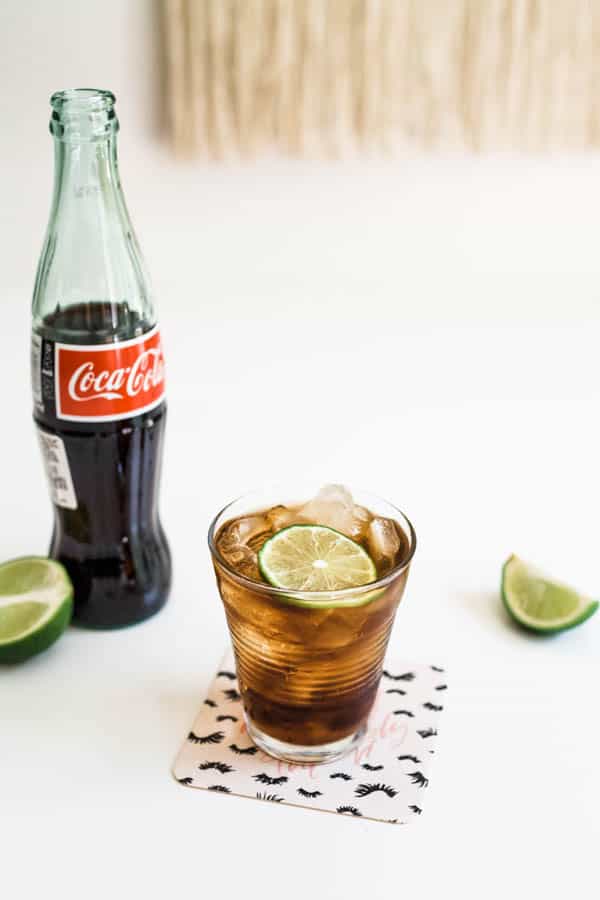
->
162, 0, 600, 157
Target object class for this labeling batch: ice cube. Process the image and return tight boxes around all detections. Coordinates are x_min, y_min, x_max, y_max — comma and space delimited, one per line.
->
266, 505, 297, 532
347, 504, 372, 541
219, 514, 271, 551
217, 514, 271, 578
366, 517, 401, 569
233, 550, 261, 581
307, 607, 366, 649
217, 543, 261, 580
299, 484, 356, 534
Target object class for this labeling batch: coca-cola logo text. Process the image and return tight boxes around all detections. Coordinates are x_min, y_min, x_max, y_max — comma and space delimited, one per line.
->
68, 348, 164, 402
54, 327, 166, 422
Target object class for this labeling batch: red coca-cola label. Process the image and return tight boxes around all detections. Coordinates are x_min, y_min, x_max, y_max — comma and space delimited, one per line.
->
55, 326, 166, 421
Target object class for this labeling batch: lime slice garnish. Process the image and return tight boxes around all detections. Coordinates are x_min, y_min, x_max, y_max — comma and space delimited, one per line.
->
501, 554, 599, 634
0, 557, 73, 663
258, 525, 378, 607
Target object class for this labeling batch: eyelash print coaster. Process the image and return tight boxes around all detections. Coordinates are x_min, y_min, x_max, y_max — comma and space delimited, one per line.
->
172, 651, 447, 825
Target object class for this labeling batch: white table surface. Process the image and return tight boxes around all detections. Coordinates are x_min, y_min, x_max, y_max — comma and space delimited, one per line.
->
1, 156, 599, 899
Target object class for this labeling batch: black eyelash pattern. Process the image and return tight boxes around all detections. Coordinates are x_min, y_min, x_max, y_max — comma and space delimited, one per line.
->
253, 773, 288, 785
229, 743, 258, 755
223, 688, 241, 702
297, 788, 323, 798
355, 782, 397, 799
184, 661, 444, 817
188, 730, 225, 745
198, 761, 234, 774
407, 771, 429, 788
417, 728, 437, 739
382, 670, 415, 681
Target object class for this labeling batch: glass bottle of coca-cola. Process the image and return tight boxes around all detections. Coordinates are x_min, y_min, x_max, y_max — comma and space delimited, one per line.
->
31, 89, 171, 629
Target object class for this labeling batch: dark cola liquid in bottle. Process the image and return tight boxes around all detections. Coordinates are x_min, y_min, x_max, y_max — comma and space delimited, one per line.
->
31, 89, 171, 628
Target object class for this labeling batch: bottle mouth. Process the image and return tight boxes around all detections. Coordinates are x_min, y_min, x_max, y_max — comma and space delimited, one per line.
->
51, 88, 116, 111
50, 88, 118, 141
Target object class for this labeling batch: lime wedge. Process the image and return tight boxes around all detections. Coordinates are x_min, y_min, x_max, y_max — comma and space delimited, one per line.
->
0, 557, 73, 663
258, 525, 377, 607
501, 554, 598, 634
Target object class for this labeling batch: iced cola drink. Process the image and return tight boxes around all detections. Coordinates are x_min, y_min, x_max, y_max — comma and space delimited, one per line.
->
209, 485, 416, 763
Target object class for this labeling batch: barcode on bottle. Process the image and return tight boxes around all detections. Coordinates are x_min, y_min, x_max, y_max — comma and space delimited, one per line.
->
37, 430, 77, 510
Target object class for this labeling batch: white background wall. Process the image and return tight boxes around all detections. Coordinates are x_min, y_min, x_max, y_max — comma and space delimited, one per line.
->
2, 0, 600, 325
1, 4, 599, 899
2, 1, 599, 558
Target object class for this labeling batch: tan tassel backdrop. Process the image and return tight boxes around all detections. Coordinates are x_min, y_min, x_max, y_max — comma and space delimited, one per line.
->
161, 0, 600, 157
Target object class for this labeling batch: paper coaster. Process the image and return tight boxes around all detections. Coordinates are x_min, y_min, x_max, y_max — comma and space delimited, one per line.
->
172, 650, 447, 825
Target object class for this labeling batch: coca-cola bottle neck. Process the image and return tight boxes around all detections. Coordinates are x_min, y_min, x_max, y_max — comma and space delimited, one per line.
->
32, 89, 155, 344
50, 90, 121, 205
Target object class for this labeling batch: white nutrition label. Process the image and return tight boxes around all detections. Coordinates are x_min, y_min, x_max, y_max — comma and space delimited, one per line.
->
37, 430, 78, 510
